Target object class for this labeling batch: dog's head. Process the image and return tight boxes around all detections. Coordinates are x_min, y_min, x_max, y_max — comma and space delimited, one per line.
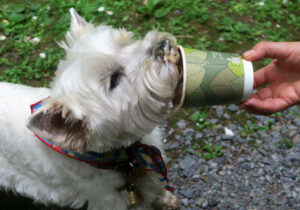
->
27, 9, 180, 152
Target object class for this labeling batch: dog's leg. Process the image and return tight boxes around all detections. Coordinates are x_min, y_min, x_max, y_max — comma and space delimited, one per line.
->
138, 129, 179, 210
157, 190, 179, 210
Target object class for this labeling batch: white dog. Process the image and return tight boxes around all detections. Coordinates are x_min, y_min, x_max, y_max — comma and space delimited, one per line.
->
0, 8, 181, 210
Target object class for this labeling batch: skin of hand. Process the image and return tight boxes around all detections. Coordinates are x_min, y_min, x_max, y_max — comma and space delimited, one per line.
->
240, 41, 300, 115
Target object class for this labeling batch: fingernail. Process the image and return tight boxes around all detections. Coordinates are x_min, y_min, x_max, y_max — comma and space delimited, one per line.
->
242, 50, 255, 58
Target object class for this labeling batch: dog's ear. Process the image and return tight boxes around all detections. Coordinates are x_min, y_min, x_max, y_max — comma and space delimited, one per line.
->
60, 8, 93, 47
70, 8, 90, 37
26, 100, 91, 152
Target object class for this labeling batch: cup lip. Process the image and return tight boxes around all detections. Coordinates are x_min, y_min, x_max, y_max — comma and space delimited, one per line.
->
241, 59, 254, 100
177, 45, 187, 109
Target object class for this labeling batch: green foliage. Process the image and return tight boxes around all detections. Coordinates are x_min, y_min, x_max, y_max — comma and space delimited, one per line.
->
0, 0, 299, 86
189, 108, 215, 131
202, 143, 223, 160
280, 137, 293, 149
240, 120, 273, 138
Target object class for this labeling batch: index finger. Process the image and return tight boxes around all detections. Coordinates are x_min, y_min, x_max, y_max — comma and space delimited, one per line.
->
242, 41, 293, 62
253, 62, 274, 89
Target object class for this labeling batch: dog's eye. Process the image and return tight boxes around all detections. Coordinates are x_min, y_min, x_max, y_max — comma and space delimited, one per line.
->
110, 71, 122, 90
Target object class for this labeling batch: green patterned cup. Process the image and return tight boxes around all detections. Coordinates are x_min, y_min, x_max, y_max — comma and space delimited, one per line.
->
173, 46, 254, 108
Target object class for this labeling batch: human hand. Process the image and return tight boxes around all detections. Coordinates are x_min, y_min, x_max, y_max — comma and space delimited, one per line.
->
240, 41, 300, 115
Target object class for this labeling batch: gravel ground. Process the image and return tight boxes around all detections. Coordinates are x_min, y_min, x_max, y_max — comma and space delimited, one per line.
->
164, 104, 300, 210
1, 104, 300, 210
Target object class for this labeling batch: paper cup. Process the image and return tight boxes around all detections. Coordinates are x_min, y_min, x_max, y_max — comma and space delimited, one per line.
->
173, 46, 254, 108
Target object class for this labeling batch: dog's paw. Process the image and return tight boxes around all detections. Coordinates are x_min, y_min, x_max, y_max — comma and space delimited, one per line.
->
155, 39, 180, 65
161, 191, 179, 210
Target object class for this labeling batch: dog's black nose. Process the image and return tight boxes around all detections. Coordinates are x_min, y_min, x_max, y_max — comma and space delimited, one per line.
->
155, 39, 170, 60
159, 39, 169, 50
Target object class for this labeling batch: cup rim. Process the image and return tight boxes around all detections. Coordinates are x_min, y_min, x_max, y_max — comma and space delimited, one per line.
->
241, 59, 254, 100
176, 45, 187, 109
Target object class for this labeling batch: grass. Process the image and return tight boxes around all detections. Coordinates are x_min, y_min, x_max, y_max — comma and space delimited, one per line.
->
189, 108, 215, 131
280, 137, 293, 149
202, 143, 223, 160
0, 0, 299, 86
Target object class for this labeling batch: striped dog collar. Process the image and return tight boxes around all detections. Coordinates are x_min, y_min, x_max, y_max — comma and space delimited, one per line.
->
30, 99, 173, 192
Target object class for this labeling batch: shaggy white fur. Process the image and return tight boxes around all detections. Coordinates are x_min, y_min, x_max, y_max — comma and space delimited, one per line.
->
0, 8, 180, 210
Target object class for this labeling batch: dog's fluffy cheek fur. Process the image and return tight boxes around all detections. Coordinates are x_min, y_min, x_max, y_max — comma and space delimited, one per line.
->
27, 101, 91, 152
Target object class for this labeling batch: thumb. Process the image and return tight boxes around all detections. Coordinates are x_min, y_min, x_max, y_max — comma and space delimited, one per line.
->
243, 96, 289, 115
242, 41, 292, 62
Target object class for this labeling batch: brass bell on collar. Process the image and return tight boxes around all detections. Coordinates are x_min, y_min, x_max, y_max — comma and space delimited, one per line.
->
127, 183, 144, 206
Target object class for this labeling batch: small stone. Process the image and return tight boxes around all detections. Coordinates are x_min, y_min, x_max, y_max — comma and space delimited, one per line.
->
209, 161, 218, 170
282, 159, 292, 167
262, 158, 271, 165
199, 165, 208, 173
221, 134, 234, 140
183, 167, 196, 178
169, 142, 179, 149
258, 149, 268, 157
210, 118, 219, 124
197, 197, 205, 207
287, 130, 297, 138
185, 135, 192, 143
183, 128, 194, 137
215, 157, 225, 164
195, 132, 203, 139
181, 198, 189, 206
237, 138, 247, 144
215, 106, 223, 118
294, 160, 300, 167
202, 199, 208, 208
292, 134, 300, 144
287, 198, 294, 207
241, 162, 251, 171
168, 128, 174, 136
174, 134, 182, 141
180, 189, 193, 198
220, 190, 228, 196
208, 198, 219, 207
292, 190, 298, 199
179, 156, 195, 170
266, 175, 273, 184
255, 139, 262, 146
232, 203, 240, 209
224, 127, 234, 136
176, 119, 186, 129
218, 170, 225, 176
287, 153, 300, 162
228, 104, 239, 112
239, 182, 250, 192
224, 113, 231, 120
237, 157, 245, 163
163, 144, 170, 150
192, 174, 200, 179
271, 125, 281, 132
